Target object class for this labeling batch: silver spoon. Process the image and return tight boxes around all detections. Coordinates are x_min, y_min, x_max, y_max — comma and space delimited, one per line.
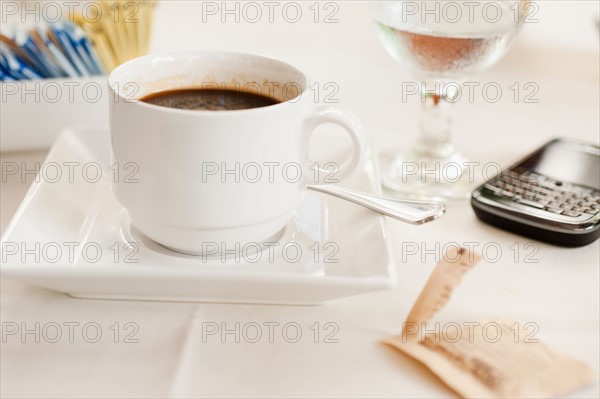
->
307, 185, 446, 225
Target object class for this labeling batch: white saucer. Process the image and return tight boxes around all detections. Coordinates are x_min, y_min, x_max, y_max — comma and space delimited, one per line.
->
0, 128, 396, 305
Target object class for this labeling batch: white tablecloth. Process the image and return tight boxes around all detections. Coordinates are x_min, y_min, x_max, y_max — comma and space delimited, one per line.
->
1, 2, 599, 397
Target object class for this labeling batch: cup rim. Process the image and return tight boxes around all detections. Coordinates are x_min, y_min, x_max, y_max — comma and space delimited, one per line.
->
108, 50, 309, 115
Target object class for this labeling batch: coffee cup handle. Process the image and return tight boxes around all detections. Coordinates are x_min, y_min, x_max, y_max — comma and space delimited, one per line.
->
303, 106, 366, 184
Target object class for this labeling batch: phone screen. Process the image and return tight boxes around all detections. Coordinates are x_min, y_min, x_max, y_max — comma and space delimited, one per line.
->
523, 141, 600, 190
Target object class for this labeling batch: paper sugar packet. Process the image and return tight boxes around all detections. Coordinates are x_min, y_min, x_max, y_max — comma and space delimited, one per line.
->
386, 247, 594, 399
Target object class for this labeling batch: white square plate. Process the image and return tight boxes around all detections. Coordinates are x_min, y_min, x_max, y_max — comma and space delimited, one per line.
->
0, 128, 396, 305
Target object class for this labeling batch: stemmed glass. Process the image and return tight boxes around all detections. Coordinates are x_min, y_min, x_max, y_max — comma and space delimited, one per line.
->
370, 0, 527, 200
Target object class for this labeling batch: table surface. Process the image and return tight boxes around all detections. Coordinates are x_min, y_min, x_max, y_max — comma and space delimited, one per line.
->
1, 2, 599, 398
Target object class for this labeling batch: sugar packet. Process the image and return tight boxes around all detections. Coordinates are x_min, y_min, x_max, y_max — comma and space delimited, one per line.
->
385, 247, 594, 398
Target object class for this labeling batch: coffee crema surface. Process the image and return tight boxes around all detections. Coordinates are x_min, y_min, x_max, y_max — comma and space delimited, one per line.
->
140, 88, 280, 111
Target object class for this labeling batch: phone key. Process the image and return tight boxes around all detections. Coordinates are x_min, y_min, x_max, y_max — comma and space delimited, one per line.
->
518, 199, 546, 209
584, 209, 598, 215
579, 190, 595, 197
539, 181, 557, 190
485, 186, 512, 199
563, 210, 583, 218
546, 207, 564, 215
484, 184, 503, 194
522, 175, 535, 184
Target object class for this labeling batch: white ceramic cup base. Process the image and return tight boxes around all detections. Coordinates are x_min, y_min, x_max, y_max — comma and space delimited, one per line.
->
129, 210, 291, 256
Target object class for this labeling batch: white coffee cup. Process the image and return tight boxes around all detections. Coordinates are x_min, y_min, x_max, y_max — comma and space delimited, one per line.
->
108, 51, 365, 255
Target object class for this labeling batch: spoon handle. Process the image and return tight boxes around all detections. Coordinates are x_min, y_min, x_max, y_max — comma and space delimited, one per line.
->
307, 185, 446, 225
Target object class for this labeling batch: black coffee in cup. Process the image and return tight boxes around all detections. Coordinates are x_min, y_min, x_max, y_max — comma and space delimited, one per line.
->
140, 88, 280, 111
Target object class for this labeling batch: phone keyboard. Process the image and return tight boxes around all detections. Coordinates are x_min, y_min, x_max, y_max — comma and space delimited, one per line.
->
483, 170, 600, 218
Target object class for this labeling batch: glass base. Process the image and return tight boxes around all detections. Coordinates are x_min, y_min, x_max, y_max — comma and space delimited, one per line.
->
380, 147, 474, 201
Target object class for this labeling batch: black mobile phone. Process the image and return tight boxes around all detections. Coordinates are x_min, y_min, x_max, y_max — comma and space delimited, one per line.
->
471, 138, 600, 247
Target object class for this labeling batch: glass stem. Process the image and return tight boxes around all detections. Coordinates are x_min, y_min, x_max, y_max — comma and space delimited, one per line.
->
412, 83, 456, 159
